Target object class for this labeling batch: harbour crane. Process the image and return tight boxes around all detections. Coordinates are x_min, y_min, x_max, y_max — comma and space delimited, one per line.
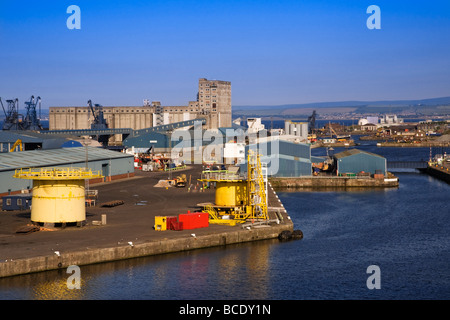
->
87, 100, 108, 130
308, 110, 317, 134
328, 122, 351, 141
22, 96, 43, 130
0, 97, 22, 130
9, 139, 23, 152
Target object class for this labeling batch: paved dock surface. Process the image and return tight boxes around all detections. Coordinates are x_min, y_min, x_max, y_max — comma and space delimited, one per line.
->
0, 165, 292, 277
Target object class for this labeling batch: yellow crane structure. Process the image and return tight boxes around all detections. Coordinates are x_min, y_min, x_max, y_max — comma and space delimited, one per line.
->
13, 167, 103, 225
328, 122, 351, 141
9, 139, 23, 152
200, 150, 269, 225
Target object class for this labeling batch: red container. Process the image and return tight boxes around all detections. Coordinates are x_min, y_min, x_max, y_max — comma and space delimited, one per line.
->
166, 216, 183, 231
178, 212, 209, 230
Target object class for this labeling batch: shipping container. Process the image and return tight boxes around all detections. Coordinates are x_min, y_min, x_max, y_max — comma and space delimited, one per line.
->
2, 194, 32, 211
154, 216, 167, 231
178, 211, 209, 230
166, 216, 183, 231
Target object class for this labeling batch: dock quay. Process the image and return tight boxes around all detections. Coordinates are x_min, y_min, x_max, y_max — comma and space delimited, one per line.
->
269, 175, 399, 189
311, 141, 358, 148
376, 141, 450, 148
423, 163, 450, 184
0, 165, 293, 278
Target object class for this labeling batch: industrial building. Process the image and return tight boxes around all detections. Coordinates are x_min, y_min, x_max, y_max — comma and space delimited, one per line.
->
243, 138, 314, 177
284, 120, 309, 143
333, 149, 387, 176
0, 147, 134, 197
48, 78, 232, 145
2, 193, 32, 211
0, 131, 101, 153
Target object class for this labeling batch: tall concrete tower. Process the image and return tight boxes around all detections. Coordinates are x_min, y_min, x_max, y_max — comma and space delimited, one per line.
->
198, 78, 232, 129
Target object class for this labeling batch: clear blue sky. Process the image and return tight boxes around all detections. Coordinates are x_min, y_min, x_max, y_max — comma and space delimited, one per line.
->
1, 0, 450, 109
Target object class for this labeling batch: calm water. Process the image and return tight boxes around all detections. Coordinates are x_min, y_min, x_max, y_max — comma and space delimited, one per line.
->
0, 139, 449, 300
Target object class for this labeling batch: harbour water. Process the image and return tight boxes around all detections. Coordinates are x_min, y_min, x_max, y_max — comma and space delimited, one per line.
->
0, 139, 449, 300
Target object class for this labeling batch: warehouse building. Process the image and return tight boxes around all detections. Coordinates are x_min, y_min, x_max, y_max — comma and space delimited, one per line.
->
243, 138, 313, 177
0, 131, 101, 153
334, 149, 387, 176
0, 147, 134, 197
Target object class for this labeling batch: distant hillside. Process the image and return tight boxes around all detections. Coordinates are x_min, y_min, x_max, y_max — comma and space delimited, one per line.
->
233, 96, 450, 117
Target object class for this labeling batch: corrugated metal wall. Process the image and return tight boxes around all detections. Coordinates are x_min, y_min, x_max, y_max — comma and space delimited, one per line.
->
245, 140, 312, 177
0, 157, 134, 195
336, 153, 386, 175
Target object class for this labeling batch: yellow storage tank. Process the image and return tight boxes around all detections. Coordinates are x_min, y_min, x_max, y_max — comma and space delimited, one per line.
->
32, 179, 86, 224
215, 181, 248, 207
13, 168, 103, 224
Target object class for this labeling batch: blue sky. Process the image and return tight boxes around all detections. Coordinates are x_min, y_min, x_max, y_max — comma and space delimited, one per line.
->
1, 0, 450, 108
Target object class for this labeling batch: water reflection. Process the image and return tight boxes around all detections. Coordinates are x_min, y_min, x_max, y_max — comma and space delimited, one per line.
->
275, 186, 397, 193
0, 239, 280, 300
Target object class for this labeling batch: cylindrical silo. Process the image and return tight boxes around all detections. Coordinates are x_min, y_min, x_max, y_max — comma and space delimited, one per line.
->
31, 179, 86, 223
215, 181, 248, 207
13, 167, 103, 225
296, 123, 301, 137
301, 122, 308, 138
284, 121, 290, 135
291, 123, 296, 135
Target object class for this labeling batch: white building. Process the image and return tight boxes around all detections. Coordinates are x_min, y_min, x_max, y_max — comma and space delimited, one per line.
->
284, 120, 309, 142
380, 114, 404, 125
358, 116, 379, 126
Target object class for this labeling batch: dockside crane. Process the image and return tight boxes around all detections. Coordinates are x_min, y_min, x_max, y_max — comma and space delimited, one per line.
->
308, 110, 317, 134
0, 97, 22, 130
328, 122, 351, 141
9, 139, 23, 152
88, 100, 108, 130
22, 96, 43, 131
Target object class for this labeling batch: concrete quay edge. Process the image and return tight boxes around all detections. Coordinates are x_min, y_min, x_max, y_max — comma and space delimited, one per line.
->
424, 165, 450, 184
269, 176, 399, 188
0, 222, 293, 278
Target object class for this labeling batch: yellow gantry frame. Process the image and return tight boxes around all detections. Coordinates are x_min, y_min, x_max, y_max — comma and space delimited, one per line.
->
9, 139, 23, 152
14, 167, 103, 180
200, 150, 269, 224
241, 149, 268, 221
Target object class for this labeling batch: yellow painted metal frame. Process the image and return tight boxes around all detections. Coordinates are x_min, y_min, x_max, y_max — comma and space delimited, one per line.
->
239, 149, 268, 221
14, 167, 103, 180
9, 139, 23, 152
200, 150, 269, 225
203, 205, 243, 226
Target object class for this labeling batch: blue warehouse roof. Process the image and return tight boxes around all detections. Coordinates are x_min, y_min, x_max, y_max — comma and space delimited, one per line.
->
334, 149, 385, 159
0, 131, 43, 143
0, 147, 133, 172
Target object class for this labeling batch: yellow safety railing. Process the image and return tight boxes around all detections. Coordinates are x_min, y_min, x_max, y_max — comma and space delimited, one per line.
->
245, 150, 268, 221
203, 204, 243, 226
13, 167, 103, 180
200, 171, 244, 182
